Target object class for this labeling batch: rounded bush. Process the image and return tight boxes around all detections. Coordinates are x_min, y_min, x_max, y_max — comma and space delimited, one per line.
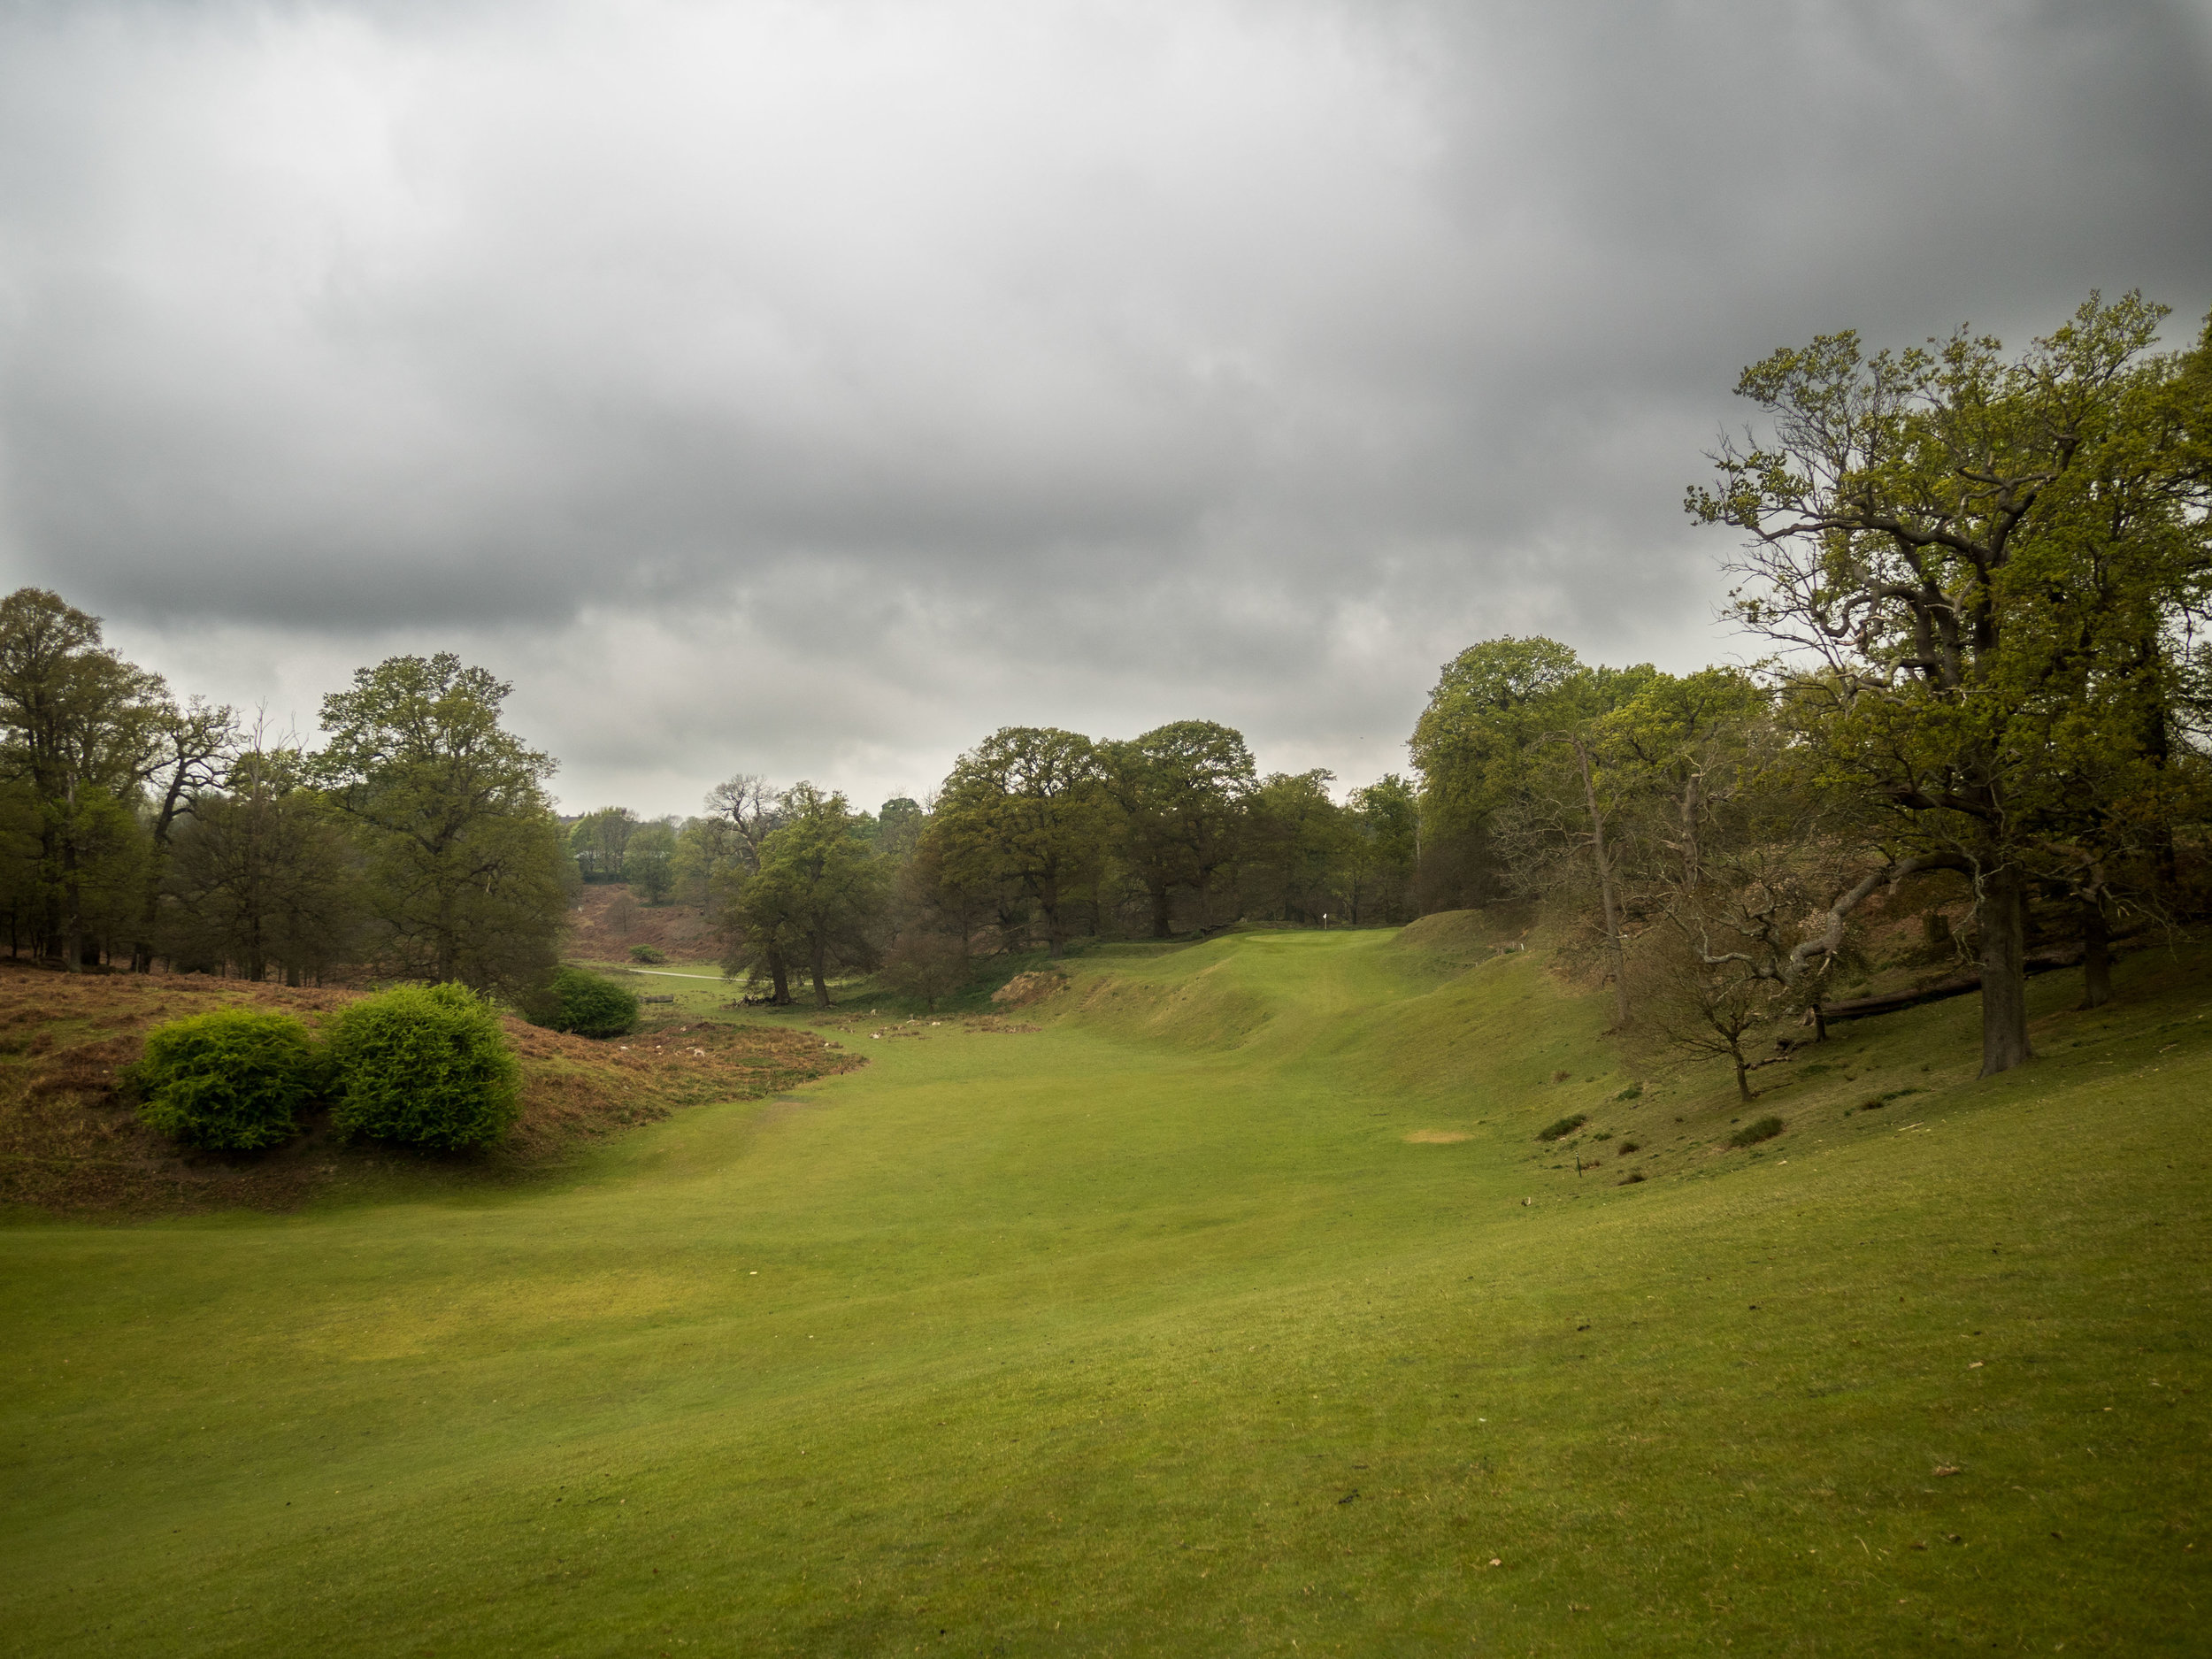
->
539, 965, 639, 1038
326, 983, 522, 1150
133, 1008, 317, 1151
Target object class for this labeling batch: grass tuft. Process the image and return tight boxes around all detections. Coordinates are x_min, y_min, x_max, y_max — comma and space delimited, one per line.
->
1727, 1113, 1786, 1147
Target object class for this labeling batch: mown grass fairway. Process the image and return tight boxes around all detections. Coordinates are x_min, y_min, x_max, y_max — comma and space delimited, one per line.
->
4, 927, 2208, 1655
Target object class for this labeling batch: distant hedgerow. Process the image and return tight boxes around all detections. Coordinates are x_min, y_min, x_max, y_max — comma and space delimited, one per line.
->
131, 1008, 318, 1151
327, 983, 521, 1150
1536, 1113, 1588, 1143
1728, 1115, 1785, 1148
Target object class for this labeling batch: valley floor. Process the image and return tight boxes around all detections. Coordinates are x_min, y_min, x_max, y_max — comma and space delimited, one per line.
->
3, 926, 2207, 1655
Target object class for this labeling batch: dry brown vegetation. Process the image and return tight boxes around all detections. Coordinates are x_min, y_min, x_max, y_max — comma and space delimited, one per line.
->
0, 961, 862, 1215
567, 881, 717, 958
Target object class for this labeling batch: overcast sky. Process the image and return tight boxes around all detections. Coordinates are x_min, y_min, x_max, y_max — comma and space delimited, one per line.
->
3, 0, 2208, 818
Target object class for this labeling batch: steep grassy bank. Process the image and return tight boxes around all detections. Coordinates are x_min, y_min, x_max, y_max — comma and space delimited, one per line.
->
2, 926, 2205, 1655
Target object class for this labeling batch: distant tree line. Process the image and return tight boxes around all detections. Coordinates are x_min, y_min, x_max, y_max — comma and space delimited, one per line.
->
645, 726, 1429, 1011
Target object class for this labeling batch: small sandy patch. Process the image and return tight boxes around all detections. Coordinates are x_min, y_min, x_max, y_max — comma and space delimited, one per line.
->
1403, 1129, 1471, 1144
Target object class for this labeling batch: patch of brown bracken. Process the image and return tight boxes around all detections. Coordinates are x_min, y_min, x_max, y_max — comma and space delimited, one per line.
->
0, 960, 863, 1216
990, 970, 1069, 1010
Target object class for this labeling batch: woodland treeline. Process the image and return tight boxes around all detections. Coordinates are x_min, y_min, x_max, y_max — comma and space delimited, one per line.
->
0, 605, 572, 995
4, 293, 2205, 1087
572, 726, 1426, 1010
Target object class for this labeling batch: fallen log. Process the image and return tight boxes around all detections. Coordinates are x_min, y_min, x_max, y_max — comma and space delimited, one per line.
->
1816, 940, 2101, 1024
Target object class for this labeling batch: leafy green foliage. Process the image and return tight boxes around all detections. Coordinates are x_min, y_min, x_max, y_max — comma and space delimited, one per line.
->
931, 727, 1107, 958
625, 821, 677, 903
626, 944, 665, 964
536, 966, 639, 1038
164, 743, 359, 983
1688, 292, 2212, 1077
1535, 1112, 1587, 1142
312, 655, 566, 996
1100, 721, 1256, 937
132, 1007, 318, 1151
326, 982, 521, 1149
568, 806, 639, 882
0, 588, 171, 967
716, 783, 886, 1006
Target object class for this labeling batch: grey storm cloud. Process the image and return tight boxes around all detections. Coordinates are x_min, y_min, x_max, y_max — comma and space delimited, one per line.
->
1, 0, 2208, 814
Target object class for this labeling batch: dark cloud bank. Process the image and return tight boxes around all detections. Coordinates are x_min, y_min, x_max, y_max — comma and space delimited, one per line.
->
2, 0, 2208, 813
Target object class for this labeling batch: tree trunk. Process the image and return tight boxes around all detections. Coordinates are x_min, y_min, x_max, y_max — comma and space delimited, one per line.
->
2079, 894, 2111, 1010
131, 849, 170, 973
1041, 893, 1064, 960
1977, 864, 2033, 1077
1575, 740, 1630, 1028
1148, 881, 1171, 940
60, 845, 81, 974
768, 953, 791, 1005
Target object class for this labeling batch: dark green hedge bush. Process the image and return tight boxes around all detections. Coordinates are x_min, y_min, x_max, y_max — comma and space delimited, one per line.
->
1728, 1115, 1785, 1148
538, 965, 639, 1038
326, 983, 521, 1150
1535, 1112, 1588, 1143
132, 1008, 318, 1151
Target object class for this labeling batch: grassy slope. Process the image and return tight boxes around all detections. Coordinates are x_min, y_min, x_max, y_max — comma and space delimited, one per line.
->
2, 926, 2208, 1655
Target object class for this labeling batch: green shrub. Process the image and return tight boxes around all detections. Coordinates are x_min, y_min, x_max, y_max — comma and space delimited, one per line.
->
131, 1008, 318, 1151
1613, 1084, 1643, 1102
538, 966, 639, 1039
326, 983, 521, 1150
1728, 1115, 1786, 1148
1536, 1113, 1587, 1143
627, 944, 666, 964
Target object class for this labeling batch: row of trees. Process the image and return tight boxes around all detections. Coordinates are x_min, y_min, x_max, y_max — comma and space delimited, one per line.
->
0, 581, 1430, 1014
695, 726, 1425, 1007
1410, 293, 2210, 1082
0, 589, 570, 995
